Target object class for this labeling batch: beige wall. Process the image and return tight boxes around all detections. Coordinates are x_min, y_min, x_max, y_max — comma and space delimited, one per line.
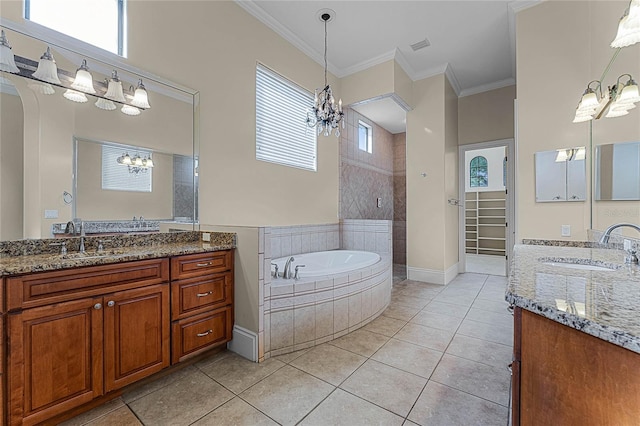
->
458, 85, 515, 145
126, 1, 340, 227
76, 141, 174, 221
516, 1, 640, 240
0, 89, 24, 241
341, 60, 395, 106
406, 74, 454, 279
444, 78, 459, 269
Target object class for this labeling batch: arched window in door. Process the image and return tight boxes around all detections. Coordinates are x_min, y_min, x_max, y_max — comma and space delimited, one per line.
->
470, 156, 488, 187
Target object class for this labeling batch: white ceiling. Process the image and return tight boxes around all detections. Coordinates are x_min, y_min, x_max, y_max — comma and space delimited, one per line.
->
237, 0, 538, 134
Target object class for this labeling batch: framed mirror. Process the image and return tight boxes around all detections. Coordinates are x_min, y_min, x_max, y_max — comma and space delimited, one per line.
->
0, 24, 199, 240
535, 147, 586, 202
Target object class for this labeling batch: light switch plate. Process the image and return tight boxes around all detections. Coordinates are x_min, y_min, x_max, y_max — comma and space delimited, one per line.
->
44, 209, 58, 219
377, 197, 382, 208
561, 225, 571, 237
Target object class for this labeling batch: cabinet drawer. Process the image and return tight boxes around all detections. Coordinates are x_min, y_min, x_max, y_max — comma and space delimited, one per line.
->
170, 251, 232, 280
7, 259, 169, 311
171, 273, 233, 320
171, 307, 233, 364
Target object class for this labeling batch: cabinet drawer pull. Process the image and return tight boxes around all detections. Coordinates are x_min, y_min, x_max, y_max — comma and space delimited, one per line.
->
196, 262, 213, 267
107, 300, 115, 307
94, 303, 102, 310
197, 329, 213, 337
196, 291, 213, 298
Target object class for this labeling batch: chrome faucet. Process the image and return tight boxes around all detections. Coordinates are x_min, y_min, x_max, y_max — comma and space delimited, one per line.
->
79, 221, 86, 253
598, 223, 640, 244
282, 257, 295, 279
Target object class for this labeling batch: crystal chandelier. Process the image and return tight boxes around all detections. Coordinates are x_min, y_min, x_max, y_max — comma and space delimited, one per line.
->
306, 11, 344, 137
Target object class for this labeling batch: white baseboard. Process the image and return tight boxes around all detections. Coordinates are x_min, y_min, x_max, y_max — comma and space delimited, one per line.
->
408, 263, 459, 285
227, 325, 258, 362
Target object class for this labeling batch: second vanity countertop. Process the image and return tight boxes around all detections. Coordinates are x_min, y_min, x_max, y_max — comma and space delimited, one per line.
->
506, 244, 640, 354
0, 231, 236, 276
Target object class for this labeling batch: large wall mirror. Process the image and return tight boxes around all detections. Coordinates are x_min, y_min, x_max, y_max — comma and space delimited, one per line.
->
590, 34, 640, 233
0, 24, 199, 241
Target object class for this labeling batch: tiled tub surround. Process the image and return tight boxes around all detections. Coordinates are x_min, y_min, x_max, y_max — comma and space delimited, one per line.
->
506, 244, 640, 354
259, 220, 393, 361
0, 231, 235, 275
339, 108, 394, 221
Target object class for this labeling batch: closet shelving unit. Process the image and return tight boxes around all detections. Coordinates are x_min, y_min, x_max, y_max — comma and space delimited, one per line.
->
465, 190, 506, 256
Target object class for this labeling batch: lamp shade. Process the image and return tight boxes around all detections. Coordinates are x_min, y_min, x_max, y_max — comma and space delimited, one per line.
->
105, 71, 126, 102
27, 81, 55, 95
121, 104, 141, 116
611, 0, 640, 48
117, 153, 133, 165
0, 30, 20, 73
605, 108, 629, 118
620, 80, 640, 103
578, 90, 599, 111
70, 59, 96, 94
63, 89, 88, 103
143, 157, 154, 168
573, 108, 593, 123
32, 47, 61, 84
131, 79, 151, 109
95, 98, 117, 110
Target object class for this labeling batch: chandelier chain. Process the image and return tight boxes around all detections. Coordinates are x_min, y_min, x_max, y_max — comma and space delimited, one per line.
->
324, 18, 328, 88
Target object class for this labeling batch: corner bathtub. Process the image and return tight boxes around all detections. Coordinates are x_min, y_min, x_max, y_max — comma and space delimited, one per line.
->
272, 250, 380, 278
265, 250, 392, 358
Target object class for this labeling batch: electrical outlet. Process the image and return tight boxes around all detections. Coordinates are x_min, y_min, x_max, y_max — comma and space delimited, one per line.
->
202, 232, 211, 242
561, 225, 571, 237
376, 197, 382, 208
44, 209, 58, 219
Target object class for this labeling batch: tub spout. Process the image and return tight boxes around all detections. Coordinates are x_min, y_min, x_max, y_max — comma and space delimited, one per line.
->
283, 257, 295, 279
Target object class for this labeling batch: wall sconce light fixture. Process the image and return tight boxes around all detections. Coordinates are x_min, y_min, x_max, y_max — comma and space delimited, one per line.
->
611, 0, 640, 48
117, 152, 154, 174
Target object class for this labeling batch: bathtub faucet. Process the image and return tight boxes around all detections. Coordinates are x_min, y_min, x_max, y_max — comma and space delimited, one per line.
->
283, 257, 295, 279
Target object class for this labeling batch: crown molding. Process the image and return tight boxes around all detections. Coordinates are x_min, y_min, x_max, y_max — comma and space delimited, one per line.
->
508, 0, 541, 14
234, 0, 340, 76
444, 63, 462, 96
459, 78, 516, 98
393, 48, 416, 81
336, 49, 396, 78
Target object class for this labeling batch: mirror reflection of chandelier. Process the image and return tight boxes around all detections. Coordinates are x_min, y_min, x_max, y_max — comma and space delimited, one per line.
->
116, 152, 154, 174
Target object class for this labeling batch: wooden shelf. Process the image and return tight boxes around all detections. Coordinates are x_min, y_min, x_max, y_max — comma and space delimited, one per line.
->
465, 190, 506, 257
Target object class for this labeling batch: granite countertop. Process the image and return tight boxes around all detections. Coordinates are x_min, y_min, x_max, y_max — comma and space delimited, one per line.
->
0, 231, 235, 276
506, 244, 640, 354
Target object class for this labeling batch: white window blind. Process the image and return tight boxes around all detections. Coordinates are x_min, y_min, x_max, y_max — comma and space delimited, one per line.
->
101, 145, 152, 192
256, 64, 317, 171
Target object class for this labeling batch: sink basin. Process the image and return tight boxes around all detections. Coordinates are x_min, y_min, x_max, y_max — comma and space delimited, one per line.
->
540, 258, 621, 272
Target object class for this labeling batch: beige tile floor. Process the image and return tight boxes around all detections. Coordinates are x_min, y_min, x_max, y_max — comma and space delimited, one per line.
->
62, 273, 513, 426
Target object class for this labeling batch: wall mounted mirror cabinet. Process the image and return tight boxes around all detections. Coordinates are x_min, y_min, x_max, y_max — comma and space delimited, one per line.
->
535, 147, 587, 202
0, 25, 199, 241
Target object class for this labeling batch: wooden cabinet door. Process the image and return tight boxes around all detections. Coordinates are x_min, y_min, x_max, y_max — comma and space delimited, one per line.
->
8, 297, 103, 426
103, 284, 170, 392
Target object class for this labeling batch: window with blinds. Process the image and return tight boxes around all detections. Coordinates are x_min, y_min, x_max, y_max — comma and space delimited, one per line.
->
101, 145, 152, 192
256, 64, 317, 171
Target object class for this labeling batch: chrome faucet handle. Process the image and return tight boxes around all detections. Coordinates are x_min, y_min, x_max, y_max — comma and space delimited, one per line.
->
49, 241, 67, 255
271, 263, 279, 278
294, 264, 306, 280
625, 249, 639, 265
97, 239, 112, 252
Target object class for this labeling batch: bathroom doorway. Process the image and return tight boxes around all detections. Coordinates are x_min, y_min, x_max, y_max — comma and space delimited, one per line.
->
458, 139, 515, 276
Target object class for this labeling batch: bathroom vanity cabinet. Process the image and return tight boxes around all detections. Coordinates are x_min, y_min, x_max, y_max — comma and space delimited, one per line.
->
2, 249, 234, 425
512, 307, 640, 426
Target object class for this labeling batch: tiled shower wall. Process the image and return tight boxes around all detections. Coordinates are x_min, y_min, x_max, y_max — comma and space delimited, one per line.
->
339, 108, 394, 220
393, 133, 407, 265
173, 154, 197, 220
